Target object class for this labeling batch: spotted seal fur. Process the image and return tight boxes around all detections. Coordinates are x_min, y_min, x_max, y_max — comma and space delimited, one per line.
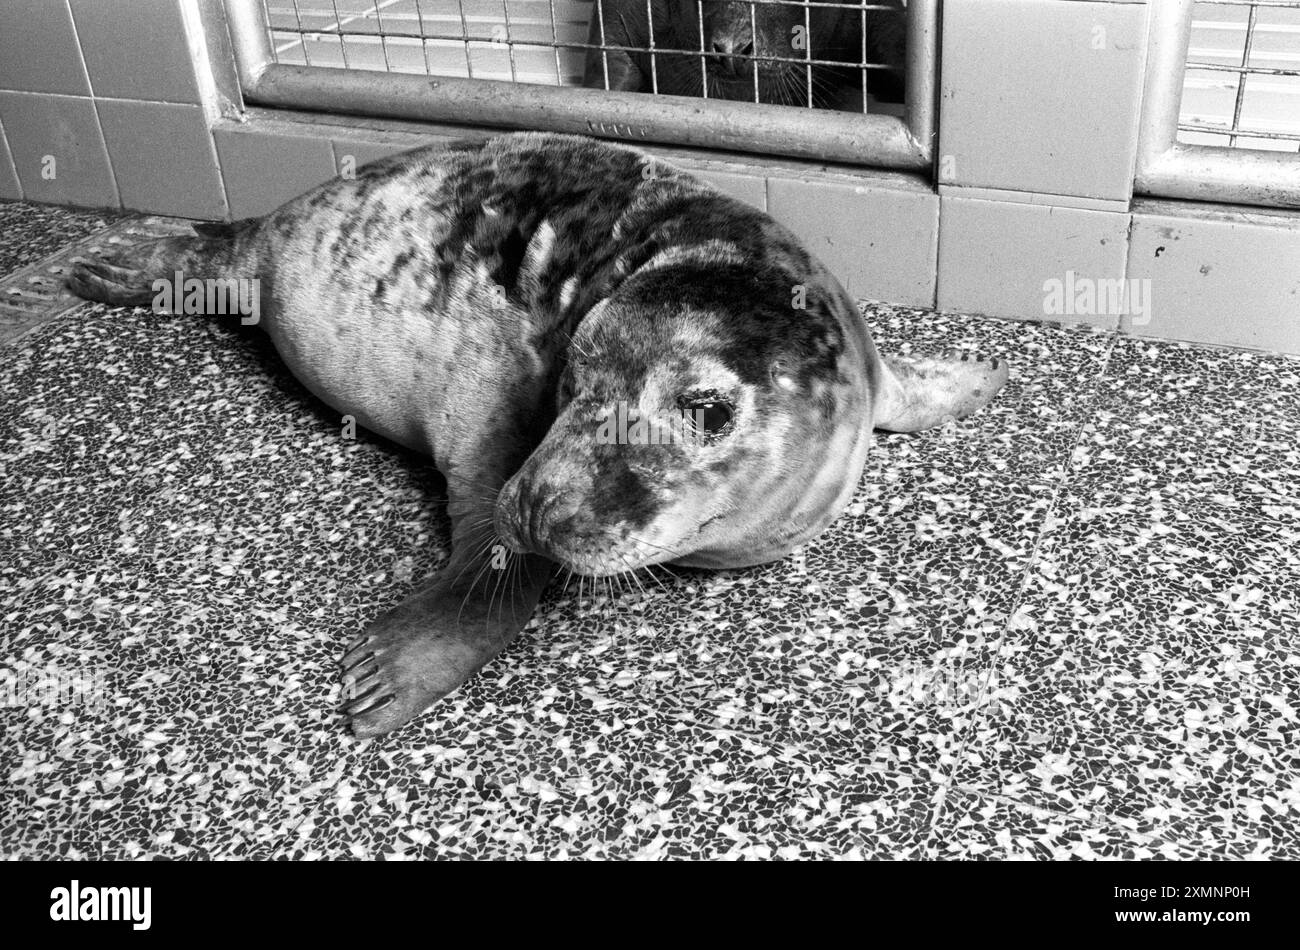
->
67, 131, 1007, 737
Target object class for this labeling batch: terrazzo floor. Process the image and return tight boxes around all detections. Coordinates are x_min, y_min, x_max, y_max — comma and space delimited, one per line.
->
1, 199, 1297, 860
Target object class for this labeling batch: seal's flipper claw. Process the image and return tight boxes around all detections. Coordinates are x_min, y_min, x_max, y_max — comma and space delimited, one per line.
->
66, 228, 254, 308
344, 666, 378, 689
352, 694, 395, 716
873, 352, 1010, 433
345, 684, 392, 714
341, 650, 375, 675
337, 547, 556, 738
347, 693, 397, 737
65, 259, 155, 307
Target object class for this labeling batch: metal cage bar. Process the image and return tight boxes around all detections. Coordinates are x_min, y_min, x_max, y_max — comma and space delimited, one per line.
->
223, 0, 936, 170
1137, 0, 1300, 207
1178, 0, 1300, 150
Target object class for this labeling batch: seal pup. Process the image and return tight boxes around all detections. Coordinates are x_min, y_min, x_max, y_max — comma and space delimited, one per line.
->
67, 132, 1007, 737
581, 0, 906, 107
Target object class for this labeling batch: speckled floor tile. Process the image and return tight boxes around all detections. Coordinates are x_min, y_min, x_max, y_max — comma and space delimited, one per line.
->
2, 671, 378, 859
1075, 338, 1300, 526
864, 306, 1115, 479
953, 481, 1298, 849
0, 201, 126, 278
0, 306, 437, 858
931, 789, 1228, 860
481, 468, 1055, 784
3, 278, 1297, 858
1227, 652, 1300, 860
284, 698, 942, 859
647, 474, 1055, 773
495, 311, 1112, 774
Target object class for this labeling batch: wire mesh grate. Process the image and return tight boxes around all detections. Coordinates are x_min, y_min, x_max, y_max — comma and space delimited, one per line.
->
1179, 0, 1300, 152
261, 0, 908, 113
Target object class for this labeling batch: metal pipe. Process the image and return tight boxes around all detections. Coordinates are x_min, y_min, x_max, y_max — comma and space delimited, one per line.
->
247, 62, 929, 168
904, 0, 937, 163
1136, 0, 1300, 208
1136, 0, 1192, 174
225, 0, 275, 89
1141, 143, 1300, 209
224, 0, 935, 170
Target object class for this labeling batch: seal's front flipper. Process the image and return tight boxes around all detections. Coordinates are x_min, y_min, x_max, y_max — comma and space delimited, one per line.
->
339, 544, 553, 737
872, 352, 1010, 433
340, 466, 557, 738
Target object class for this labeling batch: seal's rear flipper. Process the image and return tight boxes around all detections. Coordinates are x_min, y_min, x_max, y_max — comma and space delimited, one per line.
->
873, 352, 1010, 433
191, 217, 261, 240
64, 257, 160, 307
66, 218, 260, 307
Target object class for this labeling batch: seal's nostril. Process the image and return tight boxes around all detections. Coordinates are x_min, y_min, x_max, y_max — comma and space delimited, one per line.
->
494, 483, 530, 554
551, 492, 582, 526
527, 489, 584, 550
521, 481, 539, 548
525, 484, 563, 551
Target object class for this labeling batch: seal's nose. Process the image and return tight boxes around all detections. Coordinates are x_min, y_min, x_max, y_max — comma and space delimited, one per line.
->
494, 479, 583, 558
527, 486, 583, 555
710, 36, 754, 77
493, 479, 532, 554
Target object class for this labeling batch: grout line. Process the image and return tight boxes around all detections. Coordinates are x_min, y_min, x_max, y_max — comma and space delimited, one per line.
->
272, 739, 380, 859
920, 327, 1122, 851
0, 89, 207, 107
62, 0, 122, 212
0, 116, 23, 202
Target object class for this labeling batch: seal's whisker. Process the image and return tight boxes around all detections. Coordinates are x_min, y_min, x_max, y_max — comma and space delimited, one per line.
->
447, 529, 502, 594
511, 556, 528, 626
457, 563, 496, 626
456, 539, 507, 626
499, 555, 519, 627
638, 564, 667, 594
461, 513, 498, 530
561, 329, 592, 360
622, 565, 647, 600
499, 549, 525, 628
624, 533, 687, 561
488, 548, 509, 629
642, 562, 678, 594
437, 468, 511, 503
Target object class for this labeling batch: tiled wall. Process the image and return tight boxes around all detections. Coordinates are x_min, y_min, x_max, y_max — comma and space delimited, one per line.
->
0, 0, 1297, 352
934, 0, 1299, 354
0, 0, 226, 217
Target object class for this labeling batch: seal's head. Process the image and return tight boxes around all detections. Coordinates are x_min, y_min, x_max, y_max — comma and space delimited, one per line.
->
494, 258, 874, 576
699, 1, 862, 106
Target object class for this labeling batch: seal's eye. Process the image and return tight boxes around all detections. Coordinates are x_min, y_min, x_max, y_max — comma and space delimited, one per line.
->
678, 394, 735, 437
695, 401, 732, 433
